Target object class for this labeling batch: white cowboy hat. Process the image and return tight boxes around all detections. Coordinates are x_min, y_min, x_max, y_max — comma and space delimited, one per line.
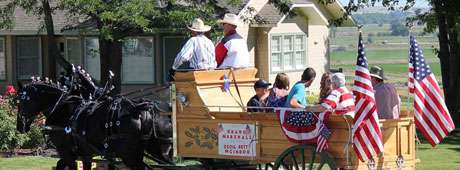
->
217, 13, 240, 26
187, 18, 211, 32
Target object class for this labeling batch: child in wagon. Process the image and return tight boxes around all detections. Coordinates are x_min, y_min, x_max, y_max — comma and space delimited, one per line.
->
247, 79, 271, 112
266, 73, 290, 111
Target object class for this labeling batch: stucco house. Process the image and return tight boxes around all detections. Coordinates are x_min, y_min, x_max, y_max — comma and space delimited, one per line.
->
0, 0, 353, 93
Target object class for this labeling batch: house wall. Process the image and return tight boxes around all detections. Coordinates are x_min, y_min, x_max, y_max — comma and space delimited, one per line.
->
263, 16, 329, 93
0, 33, 186, 93
240, 0, 331, 94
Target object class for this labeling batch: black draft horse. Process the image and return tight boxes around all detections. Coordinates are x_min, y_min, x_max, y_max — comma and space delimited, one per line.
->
16, 80, 171, 170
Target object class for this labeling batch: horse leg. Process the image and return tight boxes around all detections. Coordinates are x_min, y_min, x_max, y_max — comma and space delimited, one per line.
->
82, 159, 92, 170
56, 159, 65, 170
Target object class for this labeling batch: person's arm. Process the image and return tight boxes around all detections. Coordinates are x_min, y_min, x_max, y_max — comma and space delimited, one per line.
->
305, 104, 327, 113
172, 38, 195, 70
289, 98, 304, 108
288, 86, 305, 108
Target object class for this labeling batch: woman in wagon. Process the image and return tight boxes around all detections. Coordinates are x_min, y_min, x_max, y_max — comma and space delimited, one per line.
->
171, 18, 217, 70
319, 72, 333, 102
304, 73, 355, 117
266, 73, 290, 109
215, 13, 250, 69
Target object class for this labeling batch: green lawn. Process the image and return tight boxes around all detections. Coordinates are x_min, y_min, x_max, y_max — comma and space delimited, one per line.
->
416, 129, 460, 170
0, 156, 58, 170
331, 63, 442, 85
1, 129, 459, 170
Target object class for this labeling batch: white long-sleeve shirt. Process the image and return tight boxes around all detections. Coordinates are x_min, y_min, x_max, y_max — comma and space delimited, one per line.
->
172, 34, 216, 70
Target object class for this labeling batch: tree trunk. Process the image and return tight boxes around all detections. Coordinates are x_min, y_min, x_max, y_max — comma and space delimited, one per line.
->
433, 0, 460, 126
445, 10, 460, 125
42, 0, 59, 78
99, 38, 122, 94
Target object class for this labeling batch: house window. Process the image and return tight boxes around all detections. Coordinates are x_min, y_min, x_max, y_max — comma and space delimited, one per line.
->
270, 34, 307, 72
84, 37, 100, 80
0, 37, 5, 80
65, 37, 82, 66
16, 37, 41, 79
122, 37, 154, 84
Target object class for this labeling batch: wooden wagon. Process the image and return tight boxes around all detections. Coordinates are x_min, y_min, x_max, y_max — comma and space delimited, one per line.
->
171, 68, 417, 169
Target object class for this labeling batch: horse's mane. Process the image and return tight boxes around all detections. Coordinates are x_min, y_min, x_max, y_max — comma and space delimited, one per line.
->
75, 66, 98, 90
25, 77, 65, 92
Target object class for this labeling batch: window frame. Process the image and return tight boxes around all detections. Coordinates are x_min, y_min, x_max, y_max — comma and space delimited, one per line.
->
16, 36, 42, 80
269, 33, 307, 73
0, 37, 6, 80
121, 36, 155, 84
64, 37, 83, 66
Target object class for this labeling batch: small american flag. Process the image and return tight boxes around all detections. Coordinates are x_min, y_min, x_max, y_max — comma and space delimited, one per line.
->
352, 32, 384, 162
316, 115, 332, 153
223, 74, 230, 92
408, 35, 455, 146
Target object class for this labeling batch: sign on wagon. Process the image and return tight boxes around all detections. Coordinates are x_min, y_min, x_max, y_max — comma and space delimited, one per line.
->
218, 123, 257, 157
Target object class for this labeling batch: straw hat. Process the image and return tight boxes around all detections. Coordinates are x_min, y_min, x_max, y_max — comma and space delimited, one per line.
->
187, 18, 211, 32
370, 66, 388, 80
217, 13, 240, 26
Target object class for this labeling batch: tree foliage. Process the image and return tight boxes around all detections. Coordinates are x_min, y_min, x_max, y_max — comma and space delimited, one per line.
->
389, 20, 409, 36
0, 95, 44, 151
332, 0, 460, 125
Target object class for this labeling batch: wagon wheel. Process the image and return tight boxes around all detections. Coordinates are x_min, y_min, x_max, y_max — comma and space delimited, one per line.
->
273, 144, 337, 170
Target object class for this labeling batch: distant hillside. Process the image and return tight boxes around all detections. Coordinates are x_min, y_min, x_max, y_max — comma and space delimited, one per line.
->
352, 12, 407, 25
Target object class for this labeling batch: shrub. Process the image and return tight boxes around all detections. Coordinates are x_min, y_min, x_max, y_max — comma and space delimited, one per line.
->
0, 96, 28, 151
0, 88, 45, 151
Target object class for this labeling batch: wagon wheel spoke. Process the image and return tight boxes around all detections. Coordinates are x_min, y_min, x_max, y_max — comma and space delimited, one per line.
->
274, 145, 336, 170
301, 148, 305, 170
290, 151, 299, 170
308, 147, 316, 170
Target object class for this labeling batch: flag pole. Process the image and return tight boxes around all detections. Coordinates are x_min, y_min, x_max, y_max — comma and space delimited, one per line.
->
407, 24, 414, 116
407, 25, 421, 147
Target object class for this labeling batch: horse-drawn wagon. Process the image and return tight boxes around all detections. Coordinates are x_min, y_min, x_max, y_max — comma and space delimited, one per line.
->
171, 68, 417, 169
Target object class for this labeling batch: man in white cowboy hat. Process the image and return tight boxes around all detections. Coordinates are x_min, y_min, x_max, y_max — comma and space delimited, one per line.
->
370, 66, 400, 119
172, 18, 216, 70
215, 13, 250, 68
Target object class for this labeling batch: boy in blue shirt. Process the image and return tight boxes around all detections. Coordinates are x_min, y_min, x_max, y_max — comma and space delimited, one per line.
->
285, 67, 316, 108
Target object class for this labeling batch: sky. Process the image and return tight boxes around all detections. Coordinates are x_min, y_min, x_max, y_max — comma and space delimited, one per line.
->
339, 0, 430, 8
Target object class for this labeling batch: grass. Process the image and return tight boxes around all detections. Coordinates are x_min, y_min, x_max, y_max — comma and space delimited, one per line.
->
331, 48, 438, 65
0, 130, 459, 170
416, 129, 460, 170
0, 156, 58, 170
331, 63, 442, 85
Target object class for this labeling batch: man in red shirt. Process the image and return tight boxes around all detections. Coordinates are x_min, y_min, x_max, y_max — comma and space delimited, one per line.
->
215, 13, 250, 68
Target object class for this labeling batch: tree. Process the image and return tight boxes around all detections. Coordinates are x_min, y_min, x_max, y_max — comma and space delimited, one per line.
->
59, 0, 289, 93
389, 20, 409, 36
324, 0, 460, 126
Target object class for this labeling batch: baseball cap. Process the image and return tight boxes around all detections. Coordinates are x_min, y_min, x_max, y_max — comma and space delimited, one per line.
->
254, 79, 271, 89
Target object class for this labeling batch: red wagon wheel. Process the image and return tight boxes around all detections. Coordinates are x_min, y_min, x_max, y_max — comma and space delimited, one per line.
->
273, 144, 337, 170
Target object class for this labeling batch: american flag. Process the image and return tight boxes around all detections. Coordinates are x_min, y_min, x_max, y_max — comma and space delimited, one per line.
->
352, 32, 384, 162
316, 116, 332, 153
275, 108, 330, 152
408, 35, 455, 146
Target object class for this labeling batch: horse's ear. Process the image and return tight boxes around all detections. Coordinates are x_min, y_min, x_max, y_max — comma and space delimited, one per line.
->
17, 81, 23, 90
